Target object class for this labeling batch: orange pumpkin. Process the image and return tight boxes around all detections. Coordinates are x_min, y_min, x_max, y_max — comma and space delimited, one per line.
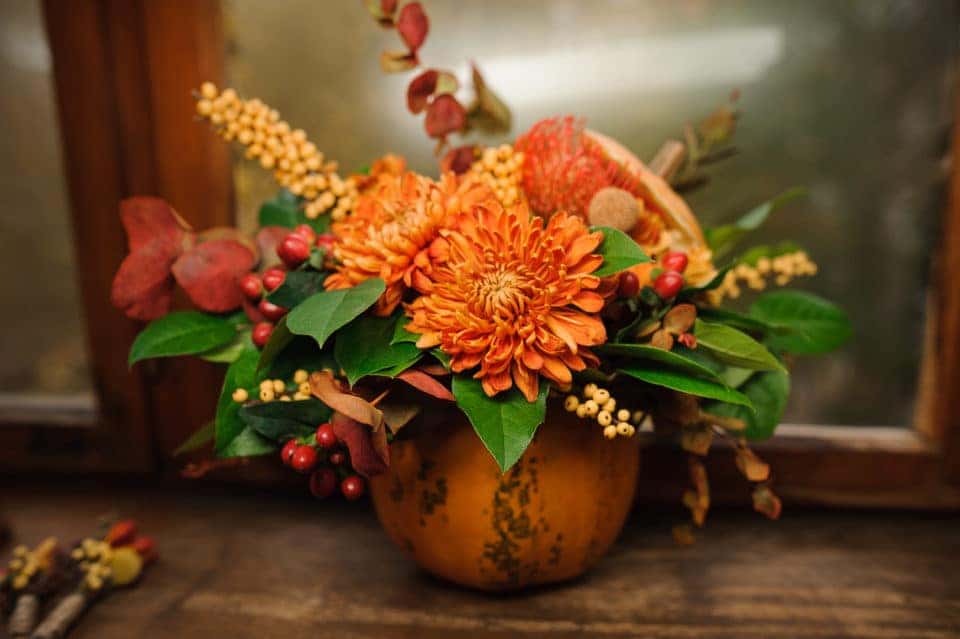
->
369, 401, 640, 591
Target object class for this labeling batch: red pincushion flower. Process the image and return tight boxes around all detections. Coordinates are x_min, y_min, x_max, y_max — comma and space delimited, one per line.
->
111, 197, 257, 320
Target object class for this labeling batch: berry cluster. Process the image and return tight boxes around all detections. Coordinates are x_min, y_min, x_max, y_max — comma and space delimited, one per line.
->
467, 144, 525, 207
195, 83, 359, 221
652, 250, 689, 300
715, 250, 818, 300
564, 383, 646, 439
282, 423, 366, 501
231, 368, 316, 404
236, 225, 337, 349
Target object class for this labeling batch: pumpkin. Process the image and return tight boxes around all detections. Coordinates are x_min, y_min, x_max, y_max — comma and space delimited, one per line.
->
369, 401, 640, 591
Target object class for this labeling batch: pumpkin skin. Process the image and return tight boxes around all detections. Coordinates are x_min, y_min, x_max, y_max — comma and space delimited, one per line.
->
369, 401, 640, 591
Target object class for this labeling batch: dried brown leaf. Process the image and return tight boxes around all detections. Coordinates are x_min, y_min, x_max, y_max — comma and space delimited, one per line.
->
380, 49, 418, 73
672, 523, 696, 546
681, 424, 713, 456
735, 446, 771, 483
662, 303, 696, 334
380, 401, 421, 434
465, 62, 511, 134
752, 484, 782, 520
650, 329, 674, 351
396, 369, 454, 401
331, 413, 389, 477
310, 370, 384, 430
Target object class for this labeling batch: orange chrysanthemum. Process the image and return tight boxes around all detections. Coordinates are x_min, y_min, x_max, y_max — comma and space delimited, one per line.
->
406, 204, 608, 401
325, 171, 499, 315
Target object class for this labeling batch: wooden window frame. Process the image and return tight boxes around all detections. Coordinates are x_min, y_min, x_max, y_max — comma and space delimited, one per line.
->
3, 1, 958, 509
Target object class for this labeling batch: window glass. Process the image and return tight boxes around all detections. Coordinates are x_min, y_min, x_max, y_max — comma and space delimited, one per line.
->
224, 0, 957, 426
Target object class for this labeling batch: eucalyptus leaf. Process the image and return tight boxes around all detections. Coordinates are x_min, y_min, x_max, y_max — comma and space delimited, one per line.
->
239, 398, 332, 442
335, 314, 423, 385
619, 364, 753, 409
267, 271, 327, 308
694, 319, 786, 373
451, 376, 548, 472
286, 278, 385, 350
129, 311, 235, 366
750, 290, 852, 355
704, 370, 789, 440
591, 226, 650, 277
706, 188, 805, 259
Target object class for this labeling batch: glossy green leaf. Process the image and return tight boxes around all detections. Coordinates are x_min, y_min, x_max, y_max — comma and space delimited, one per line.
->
215, 343, 268, 457
750, 290, 852, 355
706, 188, 805, 259
694, 319, 787, 373
267, 271, 327, 309
704, 370, 789, 440
451, 376, 548, 472
591, 226, 651, 277
391, 314, 420, 345
257, 317, 294, 371
258, 190, 330, 233
619, 364, 753, 408
239, 398, 332, 443
129, 311, 235, 366
697, 307, 791, 336
335, 314, 423, 385
218, 427, 275, 458
598, 343, 725, 382
199, 330, 251, 364
286, 278, 386, 350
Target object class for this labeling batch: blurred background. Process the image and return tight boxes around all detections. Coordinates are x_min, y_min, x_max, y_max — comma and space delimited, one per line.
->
2, 0, 954, 436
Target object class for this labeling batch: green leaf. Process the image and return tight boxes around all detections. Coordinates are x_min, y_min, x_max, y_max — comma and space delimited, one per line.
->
286, 278, 386, 350
218, 427, 275, 458
678, 264, 732, 298
597, 343, 725, 382
129, 311, 235, 366
705, 188, 806, 259
591, 226, 650, 277
694, 319, 787, 373
334, 314, 423, 385
391, 315, 420, 345
451, 376, 548, 472
704, 370, 789, 440
431, 348, 451, 370
750, 290, 852, 355
172, 421, 215, 456
256, 317, 294, 371
238, 398, 332, 443
199, 330, 251, 364
619, 364, 754, 408
258, 190, 330, 233
214, 343, 267, 457
697, 307, 791, 336
267, 271, 327, 309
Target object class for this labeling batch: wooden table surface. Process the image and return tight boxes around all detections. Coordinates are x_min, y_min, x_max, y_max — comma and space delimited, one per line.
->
1, 478, 958, 639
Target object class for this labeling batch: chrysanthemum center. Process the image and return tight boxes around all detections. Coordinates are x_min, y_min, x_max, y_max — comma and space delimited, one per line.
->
469, 265, 533, 320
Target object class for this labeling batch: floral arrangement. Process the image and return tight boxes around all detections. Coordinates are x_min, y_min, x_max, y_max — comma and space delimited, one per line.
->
112, 2, 850, 540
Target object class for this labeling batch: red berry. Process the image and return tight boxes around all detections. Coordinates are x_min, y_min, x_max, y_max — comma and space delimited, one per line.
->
238, 273, 263, 300
262, 267, 286, 292
280, 439, 298, 466
258, 298, 287, 322
278, 233, 311, 268
315, 233, 336, 252
252, 322, 275, 347
328, 451, 345, 466
293, 224, 317, 245
618, 271, 640, 298
290, 445, 318, 473
653, 271, 684, 299
340, 475, 365, 500
315, 423, 337, 449
309, 468, 337, 499
661, 251, 689, 273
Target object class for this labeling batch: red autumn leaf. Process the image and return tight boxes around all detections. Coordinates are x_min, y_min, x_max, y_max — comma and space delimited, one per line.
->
119, 197, 191, 252
111, 238, 180, 320
440, 145, 476, 175
256, 226, 290, 269
171, 239, 256, 313
407, 69, 438, 114
397, 369, 454, 401
397, 2, 428, 54
424, 94, 466, 139
365, 0, 398, 25
196, 226, 259, 260
331, 413, 389, 478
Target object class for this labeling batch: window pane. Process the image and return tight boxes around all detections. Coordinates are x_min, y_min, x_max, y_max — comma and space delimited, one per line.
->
0, 1, 93, 401
224, 0, 957, 427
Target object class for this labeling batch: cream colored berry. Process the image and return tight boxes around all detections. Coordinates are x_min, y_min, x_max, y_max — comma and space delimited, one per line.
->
593, 388, 611, 405
597, 410, 613, 426
583, 400, 599, 417
564, 395, 580, 412
259, 388, 275, 402
616, 421, 634, 436
617, 409, 631, 422
602, 398, 616, 413
583, 383, 598, 399
279, 395, 291, 402
199, 82, 217, 99
293, 392, 310, 401
576, 404, 589, 419
298, 382, 311, 395
232, 388, 249, 403
603, 425, 617, 440
272, 379, 285, 393
293, 369, 309, 384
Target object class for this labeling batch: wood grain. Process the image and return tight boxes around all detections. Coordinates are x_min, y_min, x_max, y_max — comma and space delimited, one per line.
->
1, 480, 957, 639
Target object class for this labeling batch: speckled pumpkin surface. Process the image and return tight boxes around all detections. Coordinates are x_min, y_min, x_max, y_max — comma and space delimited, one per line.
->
369, 403, 640, 591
